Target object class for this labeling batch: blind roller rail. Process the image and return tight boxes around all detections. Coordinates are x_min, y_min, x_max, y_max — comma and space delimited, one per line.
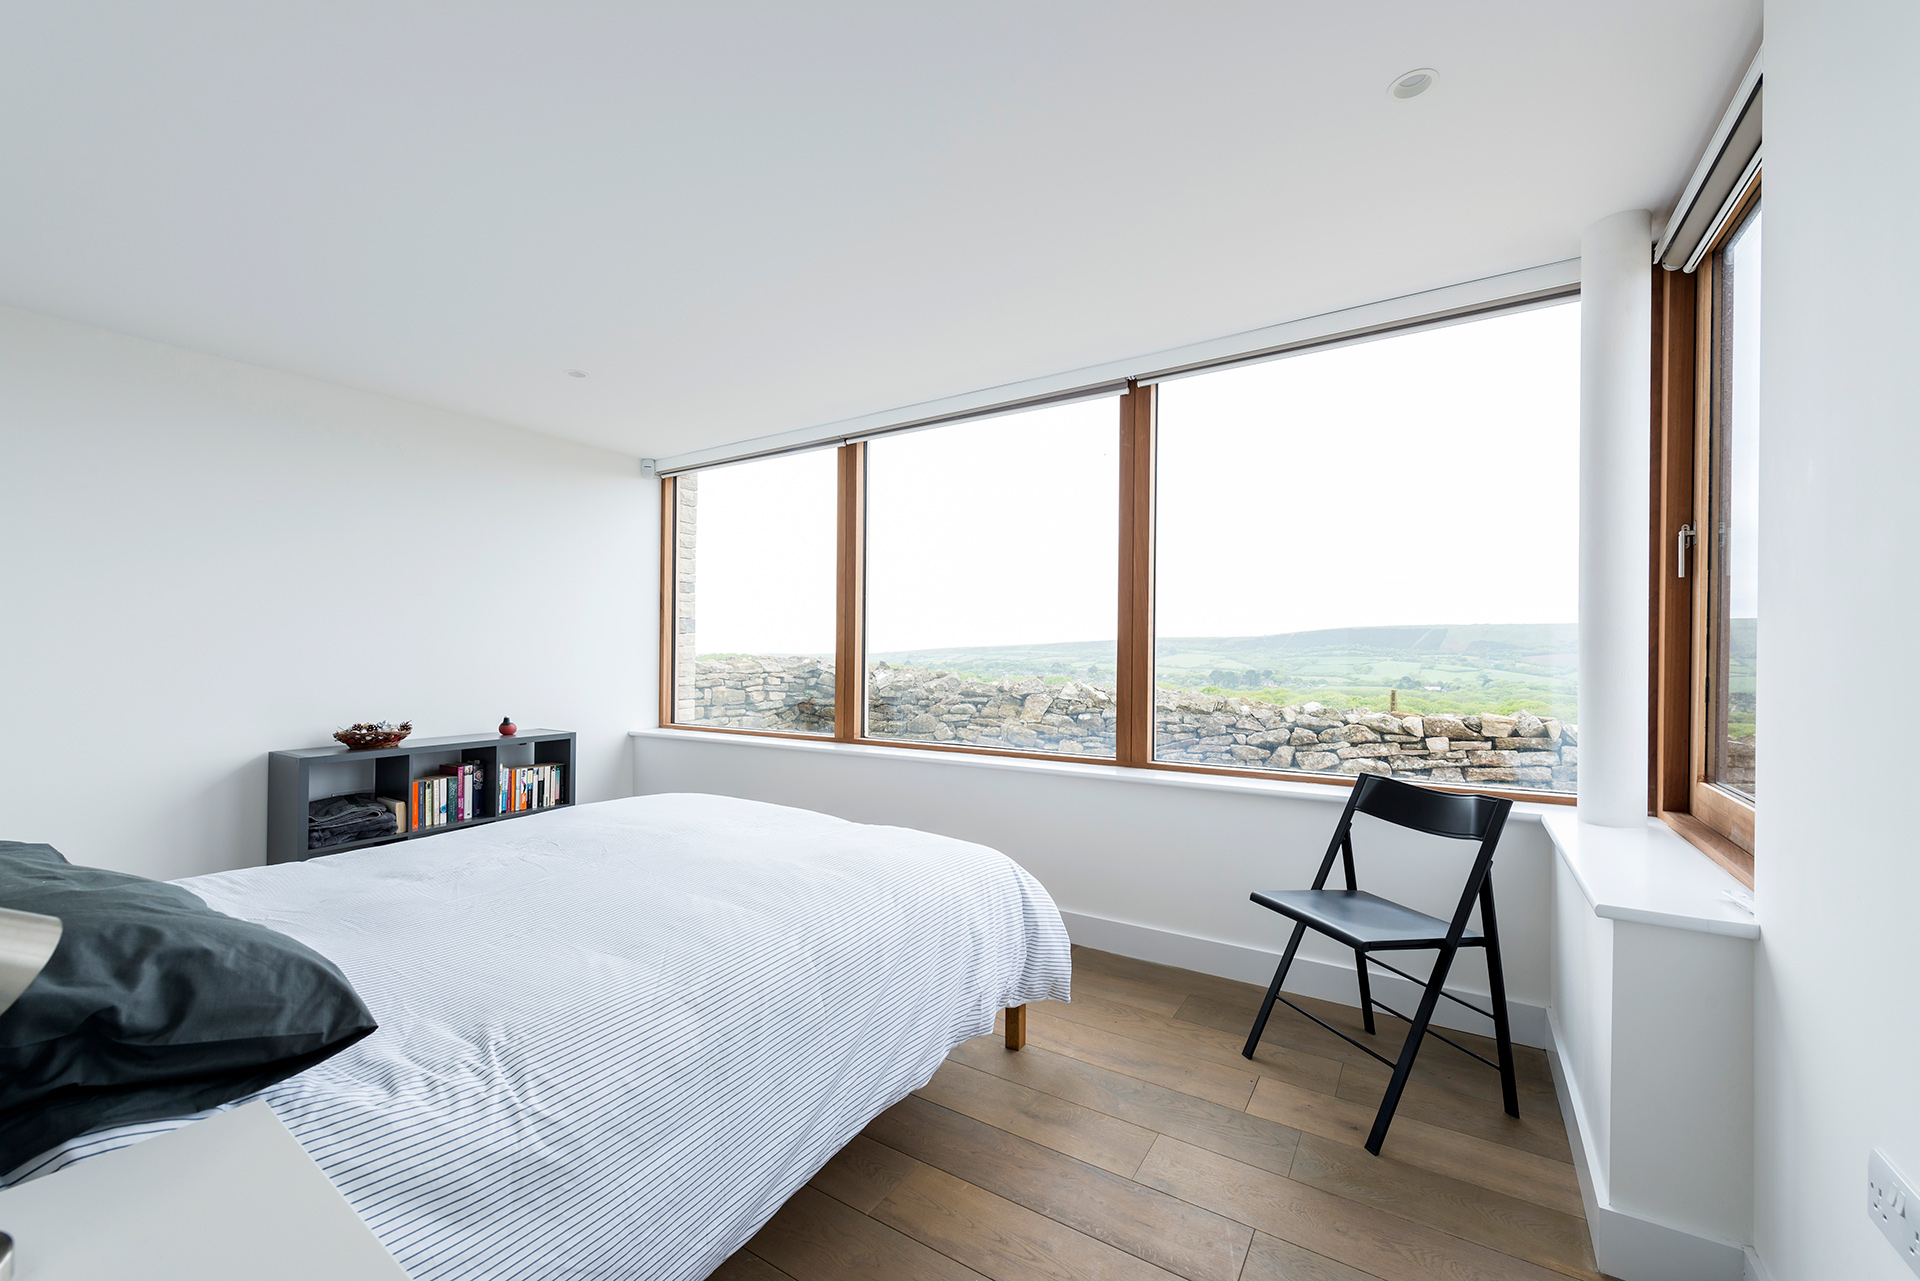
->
648, 257, 1580, 477
1655, 48, 1763, 273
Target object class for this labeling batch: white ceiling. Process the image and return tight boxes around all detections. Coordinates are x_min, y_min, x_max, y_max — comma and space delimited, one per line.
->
0, 3, 1759, 459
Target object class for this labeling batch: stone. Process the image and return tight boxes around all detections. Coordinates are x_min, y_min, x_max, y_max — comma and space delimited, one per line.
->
1317, 727, 1346, 744
1452, 741, 1492, 752
1512, 711, 1548, 738
1492, 737, 1551, 750
1560, 724, 1579, 745
1400, 715, 1424, 738
1341, 724, 1382, 743
1512, 751, 1561, 766
1020, 693, 1053, 720
1392, 757, 1436, 771
1513, 767, 1554, 783
1467, 750, 1517, 767
1384, 734, 1421, 744
1229, 746, 1270, 761
1422, 714, 1473, 740
1265, 746, 1296, 768
1430, 766, 1465, 782
1336, 743, 1397, 759
1352, 712, 1402, 736
1246, 731, 1291, 749
1339, 759, 1393, 776
1290, 728, 1321, 746
1426, 737, 1451, 754
1466, 767, 1518, 782
1561, 746, 1579, 766
1297, 750, 1340, 771
1543, 719, 1564, 743
1478, 714, 1518, 739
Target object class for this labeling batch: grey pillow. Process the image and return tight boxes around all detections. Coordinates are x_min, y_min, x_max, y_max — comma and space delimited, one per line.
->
0, 841, 376, 1173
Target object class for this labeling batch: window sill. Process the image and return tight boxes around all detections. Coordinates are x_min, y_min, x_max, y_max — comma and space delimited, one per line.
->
630, 727, 1563, 823
1542, 810, 1759, 938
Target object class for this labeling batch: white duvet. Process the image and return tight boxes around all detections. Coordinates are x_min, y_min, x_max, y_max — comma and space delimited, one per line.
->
67, 794, 1072, 1280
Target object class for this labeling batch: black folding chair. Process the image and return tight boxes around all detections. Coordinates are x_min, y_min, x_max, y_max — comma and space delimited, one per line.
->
1241, 773, 1518, 1154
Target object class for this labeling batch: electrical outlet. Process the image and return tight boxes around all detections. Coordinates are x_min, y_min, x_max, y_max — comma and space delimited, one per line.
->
1870, 1149, 1920, 1276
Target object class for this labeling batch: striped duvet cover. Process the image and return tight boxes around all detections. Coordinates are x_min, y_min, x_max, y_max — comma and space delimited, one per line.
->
25, 793, 1072, 1280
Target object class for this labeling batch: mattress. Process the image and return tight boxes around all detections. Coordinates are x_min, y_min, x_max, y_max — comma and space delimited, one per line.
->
18, 793, 1071, 1280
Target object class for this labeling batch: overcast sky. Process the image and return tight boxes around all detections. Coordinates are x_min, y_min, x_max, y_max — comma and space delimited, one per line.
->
688, 299, 1580, 655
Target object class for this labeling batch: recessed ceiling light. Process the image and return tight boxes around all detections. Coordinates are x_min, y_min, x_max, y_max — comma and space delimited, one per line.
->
565, 369, 587, 378
1389, 68, 1437, 100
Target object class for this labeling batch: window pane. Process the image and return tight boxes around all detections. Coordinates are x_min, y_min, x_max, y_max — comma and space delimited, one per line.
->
1711, 207, 1761, 798
671, 450, 837, 734
1154, 303, 1581, 792
865, 399, 1119, 755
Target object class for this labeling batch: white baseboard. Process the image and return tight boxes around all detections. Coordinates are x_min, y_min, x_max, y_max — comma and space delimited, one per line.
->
1543, 1012, 1749, 1281
1058, 908, 1548, 1050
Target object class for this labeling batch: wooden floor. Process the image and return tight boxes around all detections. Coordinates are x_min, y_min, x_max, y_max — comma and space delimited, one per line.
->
716, 946, 1602, 1281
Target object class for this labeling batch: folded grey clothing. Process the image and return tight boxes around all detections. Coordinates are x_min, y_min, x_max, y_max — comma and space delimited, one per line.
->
309, 819, 396, 849
308, 793, 389, 830
307, 793, 398, 849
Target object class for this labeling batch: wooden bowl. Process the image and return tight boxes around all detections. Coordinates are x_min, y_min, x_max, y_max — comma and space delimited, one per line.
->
334, 723, 413, 751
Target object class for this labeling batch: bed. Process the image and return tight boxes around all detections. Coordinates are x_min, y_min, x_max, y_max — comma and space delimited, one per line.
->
15, 793, 1072, 1281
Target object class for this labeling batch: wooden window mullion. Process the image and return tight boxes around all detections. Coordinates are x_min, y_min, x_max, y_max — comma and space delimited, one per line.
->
834, 442, 867, 742
1116, 382, 1156, 767
1650, 268, 1696, 815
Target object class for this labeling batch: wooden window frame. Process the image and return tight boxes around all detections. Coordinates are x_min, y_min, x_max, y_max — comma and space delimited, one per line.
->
660, 328, 1580, 809
1649, 175, 1760, 887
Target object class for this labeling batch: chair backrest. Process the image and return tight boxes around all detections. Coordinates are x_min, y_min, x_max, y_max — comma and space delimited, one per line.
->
1349, 773, 1507, 842
1311, 775, 1515, 938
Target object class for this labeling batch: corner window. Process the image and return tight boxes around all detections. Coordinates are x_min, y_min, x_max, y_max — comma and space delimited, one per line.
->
1651, 178, 1759, 881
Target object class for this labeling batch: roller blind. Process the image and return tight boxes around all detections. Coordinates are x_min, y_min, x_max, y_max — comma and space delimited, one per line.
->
1656, 50, 1763, 273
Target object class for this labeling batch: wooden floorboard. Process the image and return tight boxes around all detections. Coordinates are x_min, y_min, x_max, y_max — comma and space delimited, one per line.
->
719, 947, 1600, 1281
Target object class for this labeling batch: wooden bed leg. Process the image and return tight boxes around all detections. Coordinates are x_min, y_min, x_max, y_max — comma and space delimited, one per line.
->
1004, 1004, 1027, 1051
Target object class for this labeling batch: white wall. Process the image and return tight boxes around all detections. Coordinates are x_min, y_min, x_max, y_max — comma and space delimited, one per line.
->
0, 306, 656, 880
633, 732, 1559, 1044
1753, 4, 1920, 1279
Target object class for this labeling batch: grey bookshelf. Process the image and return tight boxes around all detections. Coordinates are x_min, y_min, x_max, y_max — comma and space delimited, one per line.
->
267, 729, 576, 864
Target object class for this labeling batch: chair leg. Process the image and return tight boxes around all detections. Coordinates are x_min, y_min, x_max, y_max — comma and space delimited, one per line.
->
1365, 941, 1461, 1155
1355, 951, 1376, 1035
1243, 921, 1308, 1059
1479, 881, 1521, 1119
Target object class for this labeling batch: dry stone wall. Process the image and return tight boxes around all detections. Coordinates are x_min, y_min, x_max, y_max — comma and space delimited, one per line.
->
682, 656, 1578, 792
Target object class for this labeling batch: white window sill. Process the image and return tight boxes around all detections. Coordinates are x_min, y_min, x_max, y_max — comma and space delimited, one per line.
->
1542, 810, 1760, 938
629, 727, 1562, 824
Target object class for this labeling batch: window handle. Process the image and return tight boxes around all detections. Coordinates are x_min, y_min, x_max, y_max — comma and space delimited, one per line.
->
1677, 523, 1696, 578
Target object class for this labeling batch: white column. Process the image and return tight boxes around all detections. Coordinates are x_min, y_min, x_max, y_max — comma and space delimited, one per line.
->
1577, 210, 1652, 827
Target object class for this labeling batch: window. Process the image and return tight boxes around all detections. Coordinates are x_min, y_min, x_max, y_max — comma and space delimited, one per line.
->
864, 399, 1120, 755
666, 450, 839, 735
1153, 303, 1582, 791
659, 294, 1586, 805
1707, 204, 1760, 799
1651, 178, 1759, 882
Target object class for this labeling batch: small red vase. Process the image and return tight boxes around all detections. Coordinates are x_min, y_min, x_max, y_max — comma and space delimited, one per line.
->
499, 717, 517, 736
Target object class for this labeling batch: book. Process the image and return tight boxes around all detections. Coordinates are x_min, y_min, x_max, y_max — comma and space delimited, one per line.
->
375, 796, 406, 835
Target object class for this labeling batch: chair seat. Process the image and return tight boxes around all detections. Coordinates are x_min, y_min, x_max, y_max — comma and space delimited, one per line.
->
1250, 888, 1481, 950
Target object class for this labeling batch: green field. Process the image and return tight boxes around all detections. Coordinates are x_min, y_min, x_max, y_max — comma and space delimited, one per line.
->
868, 623, 1580, 722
